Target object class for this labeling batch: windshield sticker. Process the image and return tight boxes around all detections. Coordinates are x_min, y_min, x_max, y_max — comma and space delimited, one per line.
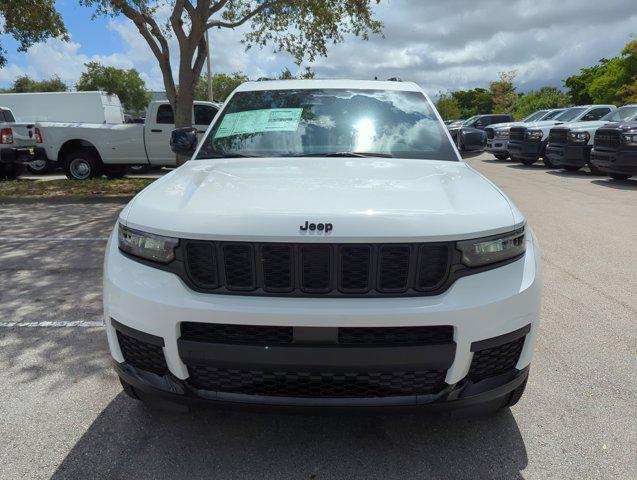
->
214, 108, 303, 139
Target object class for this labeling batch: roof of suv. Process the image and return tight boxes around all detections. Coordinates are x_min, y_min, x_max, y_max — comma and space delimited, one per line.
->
235, 79, 422, 92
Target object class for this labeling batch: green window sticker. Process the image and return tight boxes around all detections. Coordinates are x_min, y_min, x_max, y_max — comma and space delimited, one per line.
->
214, 108, 303, 139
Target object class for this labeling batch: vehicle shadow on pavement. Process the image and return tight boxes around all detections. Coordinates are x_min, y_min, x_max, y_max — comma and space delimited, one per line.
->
50, 394, 528, 479
590, 178, 637, 190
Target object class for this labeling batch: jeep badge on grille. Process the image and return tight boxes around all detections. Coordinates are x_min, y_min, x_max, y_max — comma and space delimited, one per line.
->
300, 221, 333, 233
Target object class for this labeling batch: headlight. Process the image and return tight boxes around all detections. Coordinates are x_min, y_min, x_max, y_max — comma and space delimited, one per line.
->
568, 131, 590, 144
456, 227, 526, 267
495, 129, 510, 138
526, 130, 543, 140
118, 224, 179, 263
623, 133, 637, 145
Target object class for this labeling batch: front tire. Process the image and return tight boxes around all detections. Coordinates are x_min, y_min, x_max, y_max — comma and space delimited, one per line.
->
104, 165, 127, 179
27, 159, 55, 174
520, 157, 537, 165
63, 150, 101, 180
563, 165, 580, 172
609, 173, 631, 181
542, 156, 557, 168
494, 154, 509, 161
587, 162, 603, 175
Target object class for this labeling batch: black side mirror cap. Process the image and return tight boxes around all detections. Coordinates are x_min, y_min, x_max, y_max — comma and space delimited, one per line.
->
170, 127, 198, 157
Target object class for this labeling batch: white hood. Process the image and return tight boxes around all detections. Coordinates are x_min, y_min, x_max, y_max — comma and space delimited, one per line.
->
558, 120, 609, 131
122, 158, 519, 242
488, 121, 525, 129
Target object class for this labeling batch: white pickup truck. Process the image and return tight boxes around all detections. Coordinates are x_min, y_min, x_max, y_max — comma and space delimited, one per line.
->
0, 106, 44, 179
37, 100, 220, 179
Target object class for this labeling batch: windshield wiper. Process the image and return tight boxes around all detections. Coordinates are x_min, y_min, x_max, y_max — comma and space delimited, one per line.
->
290, 151, 394, 158
205, 152, 263, 158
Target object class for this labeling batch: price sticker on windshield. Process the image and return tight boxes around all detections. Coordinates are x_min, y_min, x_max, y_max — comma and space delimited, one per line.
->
214, 108, 303, 139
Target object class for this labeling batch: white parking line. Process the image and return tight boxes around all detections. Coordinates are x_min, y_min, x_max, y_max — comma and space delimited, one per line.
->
0, 321, 104, 328
0, 237, 108, 242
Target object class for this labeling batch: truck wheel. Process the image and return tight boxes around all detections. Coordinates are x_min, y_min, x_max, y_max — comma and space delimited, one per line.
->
27, 159, 54, 175
520, 157, 537, 165
64, 150, 101, 180
563, 166, 580, 172
494, 154, 509, 161
104, 165, 127, 179
542, 157, 557, 168
587, 162, 603, 175
609, 173, 631, 181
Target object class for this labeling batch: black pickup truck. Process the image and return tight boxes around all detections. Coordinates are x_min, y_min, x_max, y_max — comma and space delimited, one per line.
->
590, 122, 637, 180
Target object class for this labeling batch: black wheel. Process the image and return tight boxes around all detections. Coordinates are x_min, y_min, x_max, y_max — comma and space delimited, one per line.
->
104, 165, 127, 179
27, 159, 54, 174
505, 377, 528, 408
609, 173, 631, 181
63, 150, 101, 180
542, 156, 557, 168
587, 162, 603, 175
119, 378, 139, 400
494, 154, 509, 161
563, 165, 581, 172
127, 164, 148, 174
520, 157, 537, 165
1, 162, 26, 180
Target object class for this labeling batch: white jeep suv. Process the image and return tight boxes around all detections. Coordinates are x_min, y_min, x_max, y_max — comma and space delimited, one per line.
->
104, 80, 541, 413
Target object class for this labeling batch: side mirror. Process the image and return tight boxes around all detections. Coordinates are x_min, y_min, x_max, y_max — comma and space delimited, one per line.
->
170, 127, 198, 157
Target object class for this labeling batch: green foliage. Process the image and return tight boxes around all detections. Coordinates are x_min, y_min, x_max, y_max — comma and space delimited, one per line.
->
0, 0, 68, 67
435, 92, 462, 120
450, 88, 493, 118
76, 62, 151, 111
277, 67, 315, 80
513, 87, 570, 119
564, 39, 637, 105
2, 75, 68, 93
195, 72, 249, 102
490, 71, 518, 114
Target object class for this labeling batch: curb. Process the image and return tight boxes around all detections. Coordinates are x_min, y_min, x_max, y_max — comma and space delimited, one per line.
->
0, 195, 134, 205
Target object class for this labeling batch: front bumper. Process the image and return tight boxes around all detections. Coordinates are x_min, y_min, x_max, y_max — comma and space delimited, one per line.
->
590, 148, 637, 176
508, 140, 543, 160
0, 147, 40, 164
103, 228, 541, 408
486, 138, 509, 155
545, 144, 592, 168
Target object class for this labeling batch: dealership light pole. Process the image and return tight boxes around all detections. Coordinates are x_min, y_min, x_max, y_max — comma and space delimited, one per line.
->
205, 29, 213, 102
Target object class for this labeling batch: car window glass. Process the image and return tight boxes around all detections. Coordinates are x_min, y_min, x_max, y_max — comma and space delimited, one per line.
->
156, 104, 175, 124
2, 110, 15, 122
542, 109, 564, 120
583, 108, 611, 121
602, 107, 637, 122
194, 105, 218, 125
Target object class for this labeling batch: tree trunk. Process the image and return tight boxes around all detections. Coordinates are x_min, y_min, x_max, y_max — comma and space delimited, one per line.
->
174, 66, 196, 166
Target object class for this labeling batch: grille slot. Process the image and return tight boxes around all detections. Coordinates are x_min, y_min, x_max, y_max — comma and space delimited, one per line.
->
485, 127, 495, 139
339, 246, 371, 293
184, 241, 453, 297
509, 127, 526, 142
117, 331, 167, 375
181, 322, 293, 345
548, 128, 568, 145
223, 244, 255, 290
187, 366, 446, 398
338, 326, 453, 345
467, 337, 525, 382
301, 245, 331, 293
594, 129, 622, 149
261, 245, 293, 292
378, 246, 411, 292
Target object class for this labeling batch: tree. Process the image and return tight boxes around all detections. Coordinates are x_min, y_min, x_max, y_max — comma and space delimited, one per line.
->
4, 75, 68, 92
76, 62, 151, 111
276, 66, 315, 80
435, 92, 462, 120
0, 0, 68, 67
514, 87, 570, 119
194, 72, 249, 102
490, 71, 517, 113
450, 88, 493, 118
82, 0, 384, 164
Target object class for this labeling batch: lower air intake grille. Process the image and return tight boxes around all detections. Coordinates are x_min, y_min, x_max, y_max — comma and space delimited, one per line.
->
467, 337, 525, 382
117, 331, 167, 375
338, 326, 453, 345
187, 367, 447, 398
181, 322, 293, 345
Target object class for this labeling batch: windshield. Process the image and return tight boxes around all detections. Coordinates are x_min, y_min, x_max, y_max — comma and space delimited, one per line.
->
540, 109, 565, 120
554, 107, 586, 122
197, 89, 458, 161
522, 111, 547, 122
601, 106, 637, 122
462, 115, 479, 126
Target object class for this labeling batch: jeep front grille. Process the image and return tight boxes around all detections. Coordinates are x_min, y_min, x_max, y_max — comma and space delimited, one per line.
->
183, 241, 452, 297
509, 127, 526, 142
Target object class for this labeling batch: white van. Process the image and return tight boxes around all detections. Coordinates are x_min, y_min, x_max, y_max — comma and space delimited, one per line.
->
0, 91, 124, 124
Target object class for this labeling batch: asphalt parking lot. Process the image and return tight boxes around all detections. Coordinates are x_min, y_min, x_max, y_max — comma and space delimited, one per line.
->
0, 155, 635, 480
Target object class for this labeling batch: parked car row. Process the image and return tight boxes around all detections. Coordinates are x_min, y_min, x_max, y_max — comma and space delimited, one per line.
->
451, 104, 637, 181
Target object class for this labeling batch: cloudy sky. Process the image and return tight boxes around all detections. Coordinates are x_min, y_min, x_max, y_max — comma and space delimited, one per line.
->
0, 0, 635, 98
